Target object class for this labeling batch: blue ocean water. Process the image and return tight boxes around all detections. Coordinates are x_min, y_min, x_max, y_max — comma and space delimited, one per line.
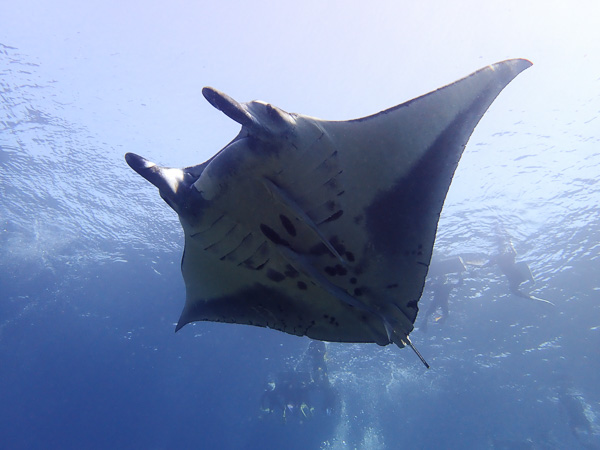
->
1, 44, 599, 449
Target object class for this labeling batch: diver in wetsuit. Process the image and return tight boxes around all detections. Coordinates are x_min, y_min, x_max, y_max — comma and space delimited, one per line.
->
487, 229, 554, 306
304, 340, 329, 385
421, 274, 462, 333
260, 371, 311, 421
303, 341, 337, 416
560, 389, 593, 444
260, 340, 338, 422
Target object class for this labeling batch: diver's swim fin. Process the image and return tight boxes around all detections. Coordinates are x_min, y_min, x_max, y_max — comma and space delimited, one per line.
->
529, 295, 555, 306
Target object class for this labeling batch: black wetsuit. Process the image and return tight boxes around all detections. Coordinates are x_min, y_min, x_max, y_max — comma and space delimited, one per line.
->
422, 277, 460, 331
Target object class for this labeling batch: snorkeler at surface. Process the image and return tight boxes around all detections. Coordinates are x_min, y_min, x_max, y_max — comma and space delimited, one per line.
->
485, 226, 555, 306
459, 225, 554, 306
260, 340, 338, 423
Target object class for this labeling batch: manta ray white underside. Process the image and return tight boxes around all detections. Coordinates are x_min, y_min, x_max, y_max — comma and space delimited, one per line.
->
126, 59, 531, 366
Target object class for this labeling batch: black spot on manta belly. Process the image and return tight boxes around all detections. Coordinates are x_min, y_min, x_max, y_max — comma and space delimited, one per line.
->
266, 268, 286, 282
325, 264, 348, 277
279, 214, 297, 237
297, 281, 307, 290
321, 210, 343, 224
260, 223, 289, 247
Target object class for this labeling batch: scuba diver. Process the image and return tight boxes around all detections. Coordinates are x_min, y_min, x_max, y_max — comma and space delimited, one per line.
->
555, 380, 600, 449
260, 340, 338, 423
260, 371, 312, 421
559, 388, 594, 446
421, 256, 465, 332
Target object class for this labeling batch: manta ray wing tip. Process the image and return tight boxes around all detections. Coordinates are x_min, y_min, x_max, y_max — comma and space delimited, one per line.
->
513, 58, 533, 69
174, 318, 186, 333
494, 58, 533, 74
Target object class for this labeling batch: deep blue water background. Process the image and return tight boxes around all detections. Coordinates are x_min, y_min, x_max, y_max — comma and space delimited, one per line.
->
1, 44, 599, 449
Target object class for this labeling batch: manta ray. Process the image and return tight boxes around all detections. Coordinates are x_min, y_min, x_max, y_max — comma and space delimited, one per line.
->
126, 59, 531, 367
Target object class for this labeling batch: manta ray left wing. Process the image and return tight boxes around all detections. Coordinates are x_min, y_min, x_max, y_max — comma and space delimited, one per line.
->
125, 59, 531, 364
